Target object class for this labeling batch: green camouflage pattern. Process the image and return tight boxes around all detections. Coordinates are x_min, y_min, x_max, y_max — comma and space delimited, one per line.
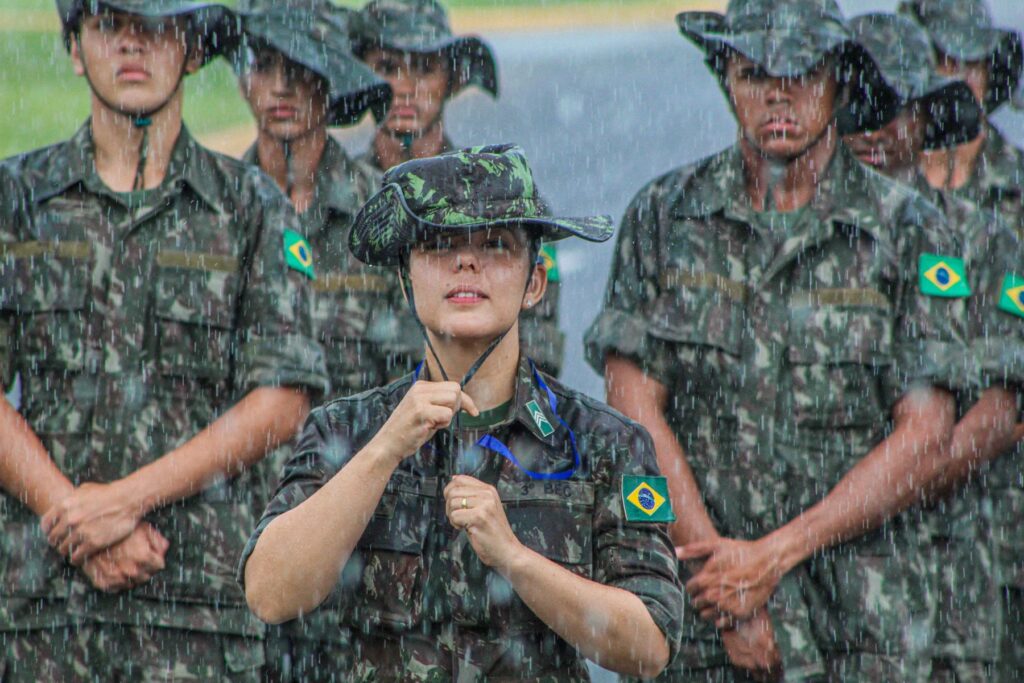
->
239, 356, 684, 680
898, 0, 1023, 112
848, 12, 982, 149
585, 143, 966, 681
354, 141, 567, 378
350, 0, 498, 97
349, 143, 613, 267
0, 123, 327, 637
56, 0, 235, 62
232, 0, 391, 126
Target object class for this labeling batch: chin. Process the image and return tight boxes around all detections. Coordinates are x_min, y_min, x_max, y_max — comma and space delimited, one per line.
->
435, 317, 509, 343
755, 137, 817, 160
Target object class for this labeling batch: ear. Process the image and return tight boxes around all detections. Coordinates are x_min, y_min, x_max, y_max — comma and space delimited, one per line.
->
522, 260, 548, 311
184, 43, 205, 75
70, 35, 86, 77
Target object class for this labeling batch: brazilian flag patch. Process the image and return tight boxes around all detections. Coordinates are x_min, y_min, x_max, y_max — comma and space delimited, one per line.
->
998, 273, 1024, 319
919, 253, 970, 298
622, 475, 675, 523
539, 244, 559, 283
284, 229, 315, 280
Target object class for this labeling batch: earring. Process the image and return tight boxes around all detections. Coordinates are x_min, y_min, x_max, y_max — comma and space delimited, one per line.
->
525, 299, 533, 307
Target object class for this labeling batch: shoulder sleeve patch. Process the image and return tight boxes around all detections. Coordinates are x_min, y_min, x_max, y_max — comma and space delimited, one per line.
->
622, 475, 675, 523
998, 273, 1024, 318
919, 253, 969, 298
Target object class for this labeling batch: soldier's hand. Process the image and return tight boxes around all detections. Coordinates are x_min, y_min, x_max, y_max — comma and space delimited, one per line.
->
721, 611, 782, 682
444, 475, 521, 572
41, 481, 143, 564
678, 536, 784, 622
370, 381, 479, 466
81, 522, 169, 593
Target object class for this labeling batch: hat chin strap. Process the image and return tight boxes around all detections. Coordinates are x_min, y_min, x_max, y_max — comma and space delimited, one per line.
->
77, 34, 188, 191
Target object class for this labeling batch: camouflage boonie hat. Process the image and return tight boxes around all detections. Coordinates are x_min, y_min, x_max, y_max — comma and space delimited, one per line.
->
232, 0, 391, 126
350, 0, 497, 98
898, 0, 1023, 112
677, 0, 893, 134
350, 144, 613, 266
849, 13, 982, 149
56, 0, 233, 63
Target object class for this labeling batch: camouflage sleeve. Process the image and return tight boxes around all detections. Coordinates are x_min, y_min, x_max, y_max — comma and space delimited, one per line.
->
0, 164, 23, 390
236, 406, 337, 587
584, 183, 673, 383
970, 217, 1024, 389
592, 419, 684, 663
236, 170, 329, 397
886, 196, 970, 404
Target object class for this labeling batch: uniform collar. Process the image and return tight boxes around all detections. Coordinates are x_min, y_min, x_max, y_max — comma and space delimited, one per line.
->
966, 124, 1024, 198
34, 120, 226, 214
359, 134, 456, 175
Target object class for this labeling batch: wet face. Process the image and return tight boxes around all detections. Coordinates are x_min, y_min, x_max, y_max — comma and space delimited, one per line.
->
726, 52, 840, 160
71, 9, 200, 117
844, 104, 926, 176
936, 52, 990, 110
363, 47, 451, 136
239, 47, 329, 142
408, 227, 546, 343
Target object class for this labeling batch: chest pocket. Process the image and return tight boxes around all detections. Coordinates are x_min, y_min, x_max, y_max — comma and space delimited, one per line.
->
786, 289, 894, 429
153, 251, 239, 382
312, 271, 393, 391
349, 473, 435, 632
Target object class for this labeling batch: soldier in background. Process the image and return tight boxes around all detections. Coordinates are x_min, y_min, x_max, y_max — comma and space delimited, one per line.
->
350, 0, 566, 378
0, 1, 327, 679
586, 0, 971, 680
229, 2, 399, 680
844, 12, 1022, 681
898, 1, 1024, 678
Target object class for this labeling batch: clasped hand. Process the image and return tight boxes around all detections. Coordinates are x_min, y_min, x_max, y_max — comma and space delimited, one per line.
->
444, 475, 522, 573
677, 536, 785, 625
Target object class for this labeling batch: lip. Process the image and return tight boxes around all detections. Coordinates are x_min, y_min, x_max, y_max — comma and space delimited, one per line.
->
267, 105, 298, 120
848, 143, 889, 166
116, 64, 149, 82
761, 117, 801, 135
391, 105, 418, 118
445, 285, 488, 304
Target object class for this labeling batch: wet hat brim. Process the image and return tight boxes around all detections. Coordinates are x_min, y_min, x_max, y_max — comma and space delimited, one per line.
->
82, 1, 231, 63
350, 183, 612, 266
926, 26, 1023, 113
236, 18, 391, 126
361, 34, 498, 98
904, 77, 982, 149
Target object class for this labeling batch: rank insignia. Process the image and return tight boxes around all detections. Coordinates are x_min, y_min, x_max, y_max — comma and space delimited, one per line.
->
525, 399, 555, 437
284, 229, 315, 279
919, 253, 970, 298
998, 273, 1024, 319
622, 475, 675, 522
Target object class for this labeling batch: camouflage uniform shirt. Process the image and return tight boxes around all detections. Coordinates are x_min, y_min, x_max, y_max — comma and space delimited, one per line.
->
239, 357, 683, 681
0, 122, 327, 634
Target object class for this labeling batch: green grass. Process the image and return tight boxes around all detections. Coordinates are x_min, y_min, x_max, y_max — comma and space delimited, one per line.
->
0, 30, 252, 158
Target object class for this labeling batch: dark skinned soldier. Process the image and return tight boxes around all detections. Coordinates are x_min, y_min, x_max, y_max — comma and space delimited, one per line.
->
587, 0, 968, 680
350, 0, 566, 378
0, 1, 327, 680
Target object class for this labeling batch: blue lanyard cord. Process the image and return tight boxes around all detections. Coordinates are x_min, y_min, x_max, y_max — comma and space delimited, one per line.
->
411, 360, 582, 481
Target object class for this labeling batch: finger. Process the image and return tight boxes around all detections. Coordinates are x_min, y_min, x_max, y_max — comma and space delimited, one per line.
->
40, 509, 57, 534
447, 508, 477, 530
137, 548, 166, 573
685, 574, 710, 596
70, 540, 95, 566
46, 516, 72, 550
444, 493, 477, 519
715, 615, 736, 631
143, 524, 170, 554
424, 405, 455, 430
459, 391, 480, 417
677, 542, 717, 561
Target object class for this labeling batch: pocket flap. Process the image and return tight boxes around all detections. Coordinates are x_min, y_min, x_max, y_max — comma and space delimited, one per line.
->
649, 269, 744, 355
788, 290, 893, 365
500, 480, 595, 565
0, 241, 89, 312
155, 252, 238, 329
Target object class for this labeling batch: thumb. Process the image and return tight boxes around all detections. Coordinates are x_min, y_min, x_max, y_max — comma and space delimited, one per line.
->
459, 390, 480, 417
676, 542, 716, 561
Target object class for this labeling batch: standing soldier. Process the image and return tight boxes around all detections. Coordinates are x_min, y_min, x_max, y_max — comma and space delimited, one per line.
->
844, 12, 1022, 682
229, 1, 397, 679
586, 0, 969, 680
898, 1, 1024, 677
0, 1, 327, 680
349, 0, 566, 378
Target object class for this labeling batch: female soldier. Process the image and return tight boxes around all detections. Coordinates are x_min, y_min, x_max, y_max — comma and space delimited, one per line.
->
239, 144, 683, 679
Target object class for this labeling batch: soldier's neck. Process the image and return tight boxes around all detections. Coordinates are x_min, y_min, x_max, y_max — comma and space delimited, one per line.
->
374, 122, 446, 172
741, 131, 836, 213
422, 325, 520, 414
920, 126, 987, 191
90, 91, 183, 193
257, 127, 327, 215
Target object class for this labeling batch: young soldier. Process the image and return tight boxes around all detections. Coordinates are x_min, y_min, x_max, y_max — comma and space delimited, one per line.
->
230, 1, 398, 679
350, 0, 565, 378
0, 1, 327, 679
845, 13, 1022, 681
898, 1, 1024, 676
586, 0, 970, 680
241, 144, 683, 680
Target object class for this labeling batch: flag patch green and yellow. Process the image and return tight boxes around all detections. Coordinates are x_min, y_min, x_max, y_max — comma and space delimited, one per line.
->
998, 273, 1024, 319
919, 253, 969, 298
539, 244, 559, 282
284, 229, 315, 279
622, 475, 675, 522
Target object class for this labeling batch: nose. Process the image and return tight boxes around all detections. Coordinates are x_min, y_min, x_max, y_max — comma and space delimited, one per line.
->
116, 20, 147, 54
453, 245, 480, 273
270, 62, 293, 95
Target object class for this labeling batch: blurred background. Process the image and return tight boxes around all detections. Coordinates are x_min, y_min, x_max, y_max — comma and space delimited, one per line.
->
4, 0, 1023, 397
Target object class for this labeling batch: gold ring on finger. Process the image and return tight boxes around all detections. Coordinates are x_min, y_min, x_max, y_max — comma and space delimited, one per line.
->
461, 497, 468, 510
